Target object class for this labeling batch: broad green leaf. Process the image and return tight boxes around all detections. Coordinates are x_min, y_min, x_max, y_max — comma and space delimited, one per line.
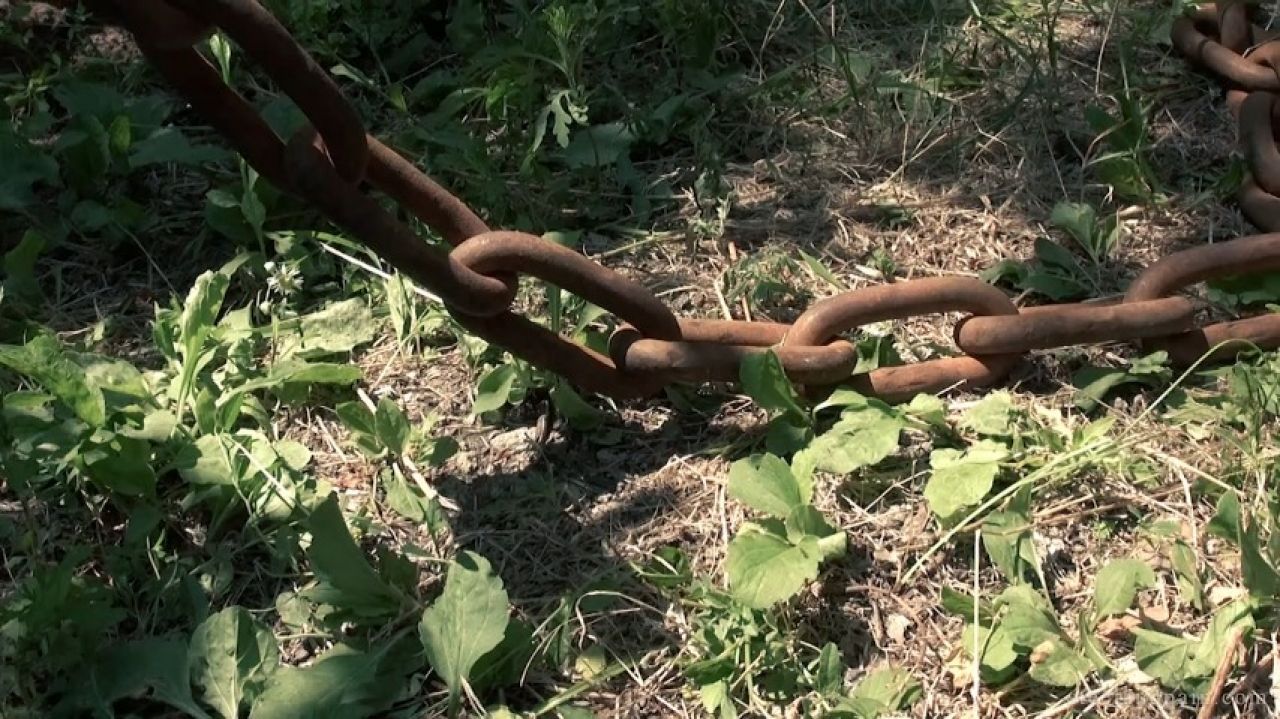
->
420, 551, 511, 714
176, 271, 230, 413
189, 607, 280, 719
1027, 639, 1091, 687
847, 666, 921, 713
793, 403, 904, 477
1207, 492, 1241, 544
130, 126, 231, 167
1093, 558, 1157, 616
178, 434, 238, 485
1239, 513, 1280, 599
726, 526, 821, 608
0, 127, 59, 209
550, 382, 603, 431
374, 398, 412, 457
997, 586, 1060, 650
335, 401, 377, 437
272, 299, 378, 361
562, 122, 634, 168
1050, 202, 1097, 257
903, 393, 946, 427
4, 230, 45, 301
305, 495, 403, 617
982, 507, 1036, 584
0, 334, 106, 427
740, 350, 805, 419
83, 435, 156, 497
961, 623, 1017, 674
923, 440, 1008, 523
785, 506, 847, 560
76, 638, 211, 719
236, 360, 362, 394
473, 364, 518, 415
814, 643, 844, 697
1132, 629, 1198, 691
959, 392, 1014, 436
727, 453, 807, 518
470, 619, 536, 693
1170, 540, 1205, 610
249, 640, 419, 719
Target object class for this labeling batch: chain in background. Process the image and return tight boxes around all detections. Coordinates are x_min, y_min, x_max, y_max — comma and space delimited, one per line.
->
72, 0, 1280, 402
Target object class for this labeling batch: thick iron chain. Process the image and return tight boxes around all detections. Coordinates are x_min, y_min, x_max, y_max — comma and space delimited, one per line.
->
76, 0, 1280, 401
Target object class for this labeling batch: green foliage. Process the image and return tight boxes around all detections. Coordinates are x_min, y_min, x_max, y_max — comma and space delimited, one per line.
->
724, 453, 846, 608
419, 552, 512, 716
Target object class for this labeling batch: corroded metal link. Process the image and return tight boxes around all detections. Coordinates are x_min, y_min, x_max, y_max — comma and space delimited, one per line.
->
134, 45, 292, 189
1239, 175, 1280, 230
365, 139, 490, 247
168, 0, 370, 183
450, 232, 683, 342
784, 277, 1021, 399
283, 130, 516, 316
1239, 90, 1280, 194
1127, 233, 1280, 364
1171, 3, 1280, 90
453, 312, 667, 400
955, 298, 1198, 355
610, 319, 858, 385
81, 0, 213, 50
786, 277, 1018, 346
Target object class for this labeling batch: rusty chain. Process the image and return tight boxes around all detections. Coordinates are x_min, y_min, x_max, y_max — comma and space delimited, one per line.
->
72, 0, 1280, 402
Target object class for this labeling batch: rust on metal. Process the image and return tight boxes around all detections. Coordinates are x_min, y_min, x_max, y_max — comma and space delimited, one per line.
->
783, 277, 1021, 398
365, 138, 490, 247
67, 0, 1280, 405
449, 232, 682, 341
452, 312, 666, 400
611, 319, 858, 384
283, 131, 517, 316
1126, 233, 1280, 302
170, 0, 370, 183
83, 0, 212, 50
786, 276, 1018, 346
955, 298, 1198, 355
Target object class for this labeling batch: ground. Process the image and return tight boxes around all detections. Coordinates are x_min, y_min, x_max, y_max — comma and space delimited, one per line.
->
2, 1, 1279, 718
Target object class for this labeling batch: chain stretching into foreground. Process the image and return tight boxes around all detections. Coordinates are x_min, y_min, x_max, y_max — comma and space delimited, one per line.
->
72, 0, 1280, 402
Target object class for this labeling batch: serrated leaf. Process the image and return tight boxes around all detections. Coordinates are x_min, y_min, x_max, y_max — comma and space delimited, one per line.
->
923, 440, 1008, 523
1094, 558, 1157, 616
727, 453, 807, 518
189, 607, 280, 719
726, 527, 821, 608
420, 551, 510, 714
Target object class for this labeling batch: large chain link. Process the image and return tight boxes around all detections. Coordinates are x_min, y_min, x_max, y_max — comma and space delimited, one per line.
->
75, 0, 1280, 401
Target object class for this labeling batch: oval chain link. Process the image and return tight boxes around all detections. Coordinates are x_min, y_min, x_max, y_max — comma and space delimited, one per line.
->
64, 0, 1280, 402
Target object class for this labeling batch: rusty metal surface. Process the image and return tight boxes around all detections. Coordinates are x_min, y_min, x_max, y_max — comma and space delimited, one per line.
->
450, 232, 683, 341
955, 298, 1198, 355
67, 0, 1280, 404
170, 0, 370, 183
365, 139, 491, 247
785, 277, 1017, 346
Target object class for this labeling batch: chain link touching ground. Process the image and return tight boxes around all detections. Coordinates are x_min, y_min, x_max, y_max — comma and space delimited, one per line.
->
75, 0, 1280, 401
